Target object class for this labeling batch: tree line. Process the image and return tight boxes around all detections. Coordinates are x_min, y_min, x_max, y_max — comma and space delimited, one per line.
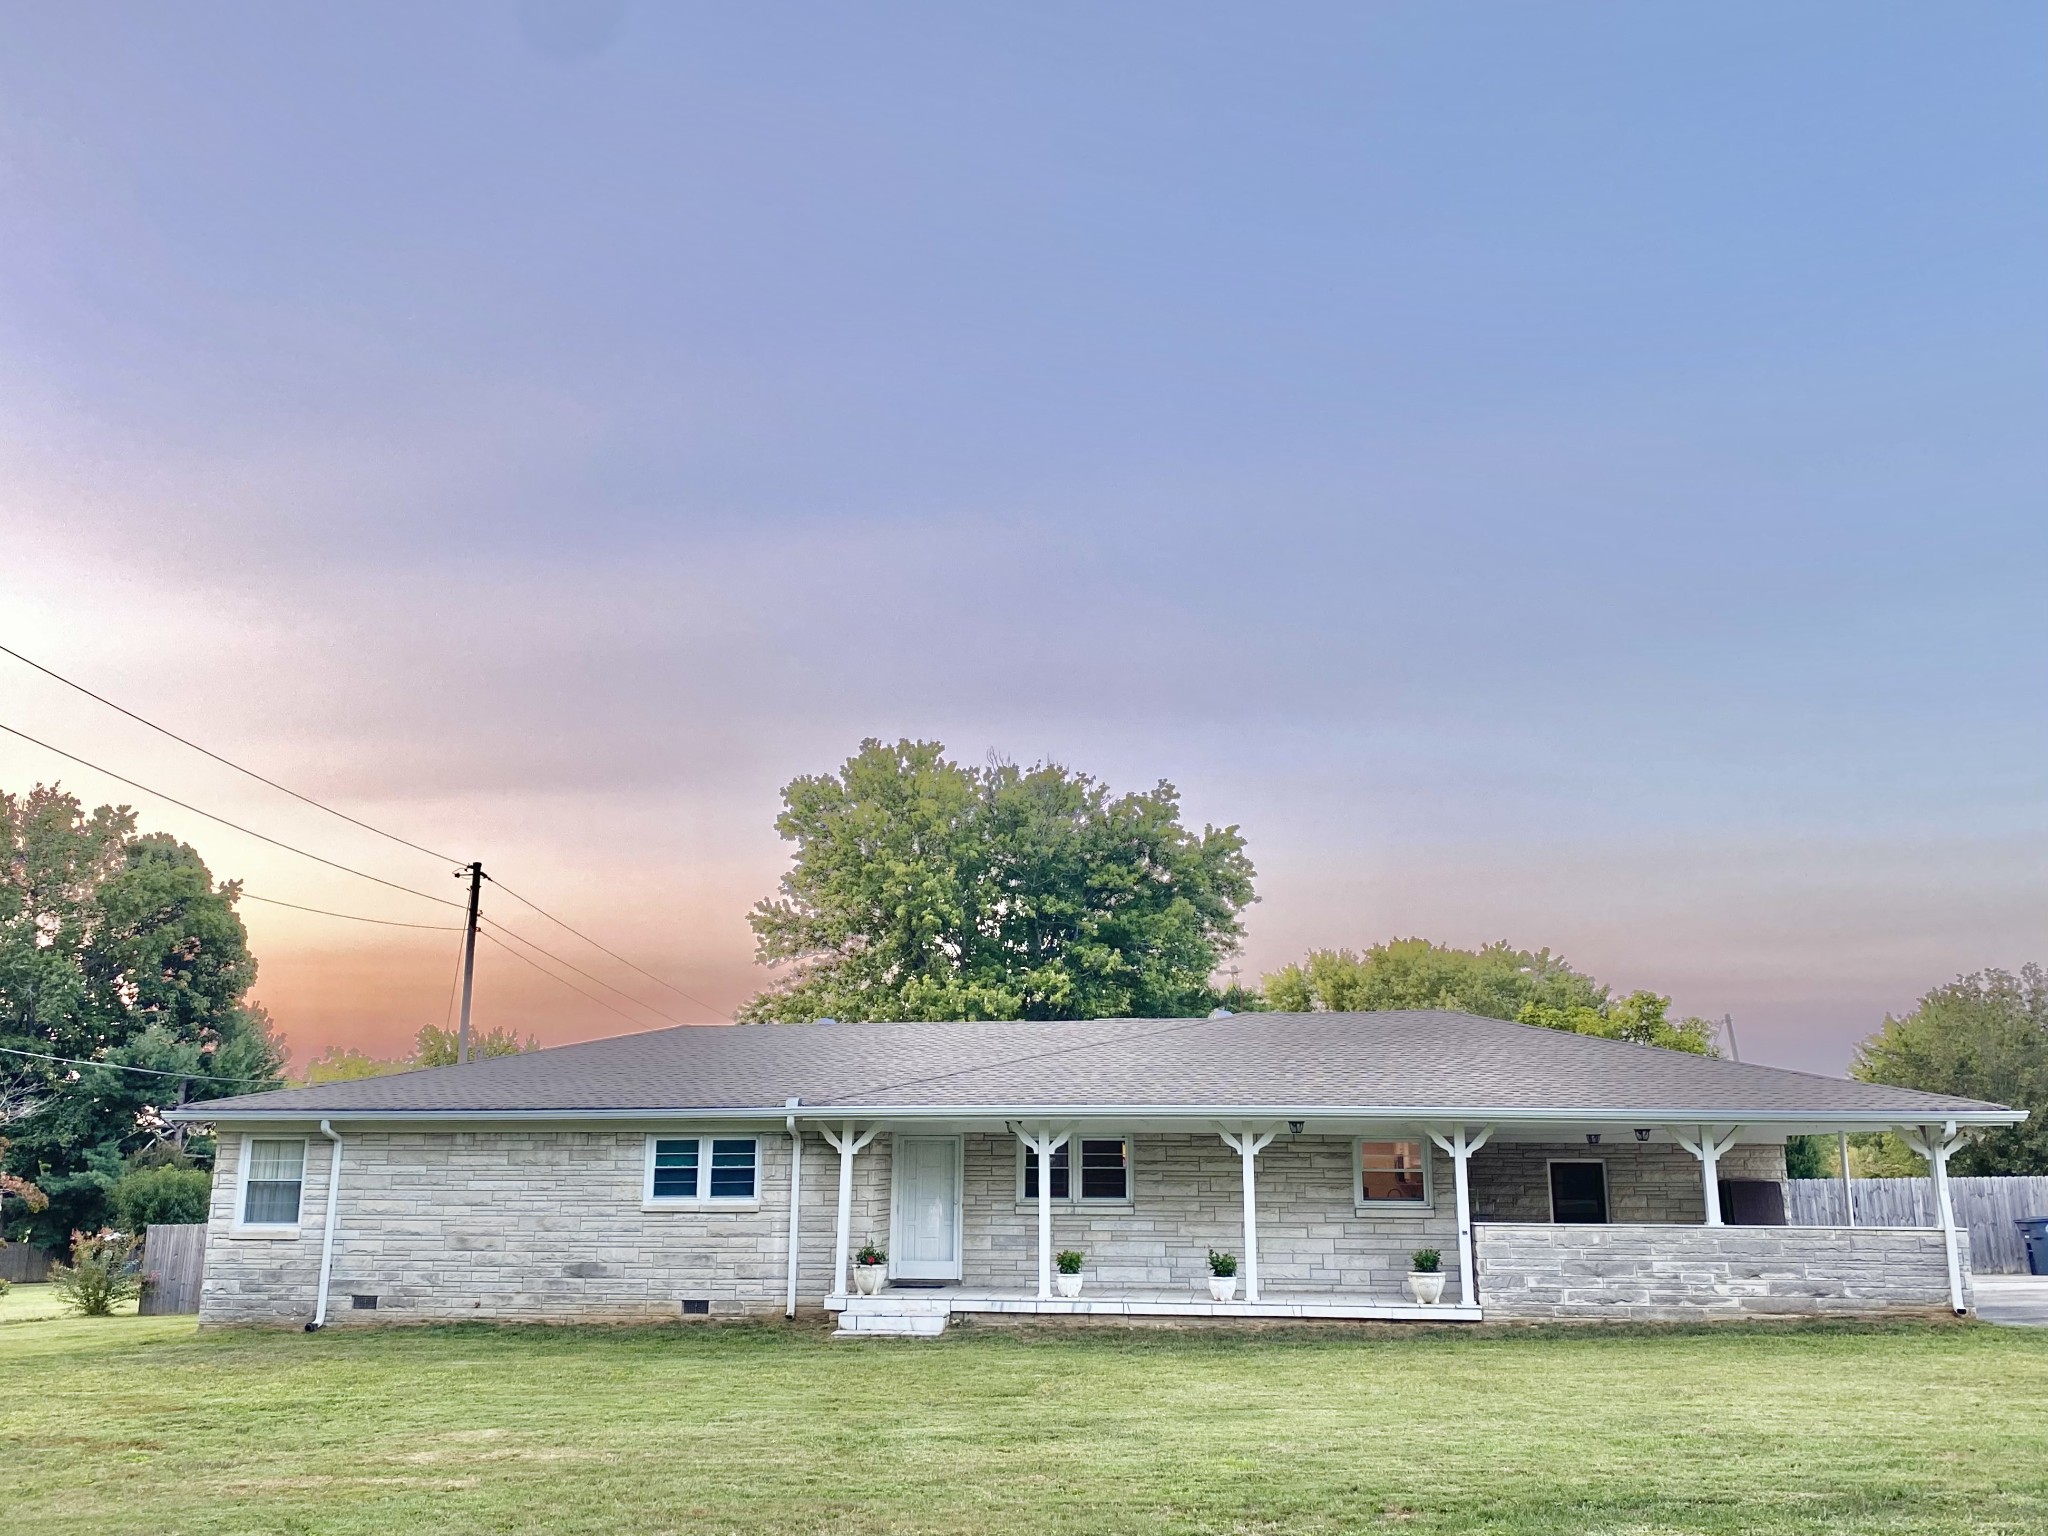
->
5, 739, 2044, 1245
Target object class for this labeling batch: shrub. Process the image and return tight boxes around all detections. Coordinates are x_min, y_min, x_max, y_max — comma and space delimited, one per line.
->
109, 1165, 212, 1229
1207, 1249, 1237, 1277
1410, 1248, 1442, 1273
0, 1275, 11, 1298
1055, 1250, 1085, 1275
854, 1242, 886, 1267
51, 1230, 143, 1316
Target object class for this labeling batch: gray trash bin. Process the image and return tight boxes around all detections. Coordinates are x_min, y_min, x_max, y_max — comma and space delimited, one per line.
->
2018, 1217, 2048, 1276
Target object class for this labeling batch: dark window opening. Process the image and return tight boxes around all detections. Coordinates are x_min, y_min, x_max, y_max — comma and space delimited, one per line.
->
1078, 1139, 1130, 1201
1550, 1162, 1608, 1223
1022, 1143, 1069, 1200
680, 1297, 711, 1315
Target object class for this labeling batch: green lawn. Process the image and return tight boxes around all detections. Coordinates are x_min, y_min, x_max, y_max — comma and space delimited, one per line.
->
4, 1311, 2045, 1535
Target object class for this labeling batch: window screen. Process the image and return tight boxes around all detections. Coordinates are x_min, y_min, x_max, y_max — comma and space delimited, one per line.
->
651, 1138, 700, 1199
1359, 1140, 1426, 1203
707, 1138, 757, 1199
242, 1138, 305, 1224
1077, 1139, 1129, 1201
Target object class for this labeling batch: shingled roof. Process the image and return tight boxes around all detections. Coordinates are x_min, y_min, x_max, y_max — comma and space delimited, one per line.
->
176, 1011, 2023, 1127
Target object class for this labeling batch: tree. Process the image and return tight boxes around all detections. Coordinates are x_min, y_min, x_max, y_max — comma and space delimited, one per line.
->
108, 1162, 211, 1227
741, 740, 1257, 1023
1262, 938, 1718, 1055
1, 786, 286, 1245
301, 1021, 535, 1082
1853, 965, 2048, 1176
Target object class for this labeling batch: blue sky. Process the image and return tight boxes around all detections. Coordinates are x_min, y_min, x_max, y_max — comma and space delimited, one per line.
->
3, 2, 2045, 1069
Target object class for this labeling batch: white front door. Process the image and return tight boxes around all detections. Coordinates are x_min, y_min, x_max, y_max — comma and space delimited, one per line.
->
891, 1136, 962, 1281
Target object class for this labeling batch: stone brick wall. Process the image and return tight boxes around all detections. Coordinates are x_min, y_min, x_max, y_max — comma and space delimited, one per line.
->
1468, 1140, 1786, 1224
958, 1133, 1461, 1296
200, 1127, 894, 1326
1475, 1222, 1969, 1320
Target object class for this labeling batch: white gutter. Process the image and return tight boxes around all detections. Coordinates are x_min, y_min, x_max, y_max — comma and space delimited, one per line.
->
167, 1102, 2029, 1129
306, 1119, 344, 1331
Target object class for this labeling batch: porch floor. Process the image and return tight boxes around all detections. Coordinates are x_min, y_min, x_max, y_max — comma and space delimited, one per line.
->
830, 1286, 1483, 1323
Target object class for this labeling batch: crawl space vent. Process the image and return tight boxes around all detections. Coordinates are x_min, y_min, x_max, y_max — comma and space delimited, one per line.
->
680, 1298, 711, 1316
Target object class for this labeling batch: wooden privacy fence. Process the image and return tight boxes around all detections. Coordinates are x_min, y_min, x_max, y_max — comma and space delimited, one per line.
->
1787, 1177, 2048, 1275
139, 1223, 207, 1315
0, 1239, 55, 1284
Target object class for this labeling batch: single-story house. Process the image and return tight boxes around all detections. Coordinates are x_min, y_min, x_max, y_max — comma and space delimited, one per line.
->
170, 1010, 2025, 1334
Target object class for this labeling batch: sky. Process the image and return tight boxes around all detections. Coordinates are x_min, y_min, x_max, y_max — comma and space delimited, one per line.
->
2, 2, 2045, 1075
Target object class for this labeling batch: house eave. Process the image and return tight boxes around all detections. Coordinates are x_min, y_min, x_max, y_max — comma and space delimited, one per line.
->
162, 1101, 2027, 1129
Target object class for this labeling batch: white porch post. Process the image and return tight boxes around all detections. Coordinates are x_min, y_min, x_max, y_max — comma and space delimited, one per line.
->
783, 1099, 803, 1318
1217, 1126, 1276, 1303
1426, 1124, 1493, 1309
1903, 1121, 1966, 1315
818, 1120, 878, 1301
1014, 1124, 1070, 1300
1837, 1130, 1855, 1227
1675, 1124, 1740, 1225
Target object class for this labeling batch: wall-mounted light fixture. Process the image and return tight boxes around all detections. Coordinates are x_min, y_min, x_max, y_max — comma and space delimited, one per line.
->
1586, 1132, 1602, 1146
1634, 1128, 1652, 1143
1288, 1120, 1304, 1136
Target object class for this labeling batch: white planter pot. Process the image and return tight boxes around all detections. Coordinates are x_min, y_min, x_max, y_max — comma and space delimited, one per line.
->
1405, 1271, 1445, 1305
1208, 1275, 1238, 1302
852, 1266, 885, 1296
1055, 1272, 1084, 1298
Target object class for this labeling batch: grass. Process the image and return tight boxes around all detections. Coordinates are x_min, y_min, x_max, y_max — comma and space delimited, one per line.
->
0, 1280, 137, 1325
3, 1312, 2046, 1535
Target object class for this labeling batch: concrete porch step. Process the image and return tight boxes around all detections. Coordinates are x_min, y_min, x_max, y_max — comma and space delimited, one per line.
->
832, 1293, 954, 1338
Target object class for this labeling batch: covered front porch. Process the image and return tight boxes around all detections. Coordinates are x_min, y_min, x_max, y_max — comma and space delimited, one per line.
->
790, 1111, 1979, 1333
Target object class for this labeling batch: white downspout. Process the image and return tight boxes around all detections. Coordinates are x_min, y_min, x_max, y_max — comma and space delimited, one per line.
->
784, 1099, 802, 1319
1837, 1130, 1855, 1227
307, 1119, 343, 1331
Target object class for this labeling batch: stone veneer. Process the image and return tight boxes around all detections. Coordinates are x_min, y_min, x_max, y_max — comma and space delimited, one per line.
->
1476, 1222, 1970, 1320
199, 1126, 1806, 1326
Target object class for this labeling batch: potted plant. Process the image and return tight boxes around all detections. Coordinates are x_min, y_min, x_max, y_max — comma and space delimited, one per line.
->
852, 1242, 887, 1295
1207, 1248, 1239, 1302
1054, 1250, 1086, 1297
1406, 1248, 1445, 1305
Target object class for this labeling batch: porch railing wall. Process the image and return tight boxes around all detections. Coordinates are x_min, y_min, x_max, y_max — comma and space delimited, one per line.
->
1785, 1176, 2048, 1275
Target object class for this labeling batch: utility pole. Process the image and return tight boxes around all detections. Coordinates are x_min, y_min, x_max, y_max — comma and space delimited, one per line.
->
1721, 1013, 1741, 1062
456, 861, 485, 1065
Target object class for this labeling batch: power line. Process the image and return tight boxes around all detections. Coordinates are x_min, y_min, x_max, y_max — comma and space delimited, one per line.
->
474, 928, 666, 1030
478, 916, 685, 1027
240, 892, 462, 930
0, 721, 465, 910
0, 1043, 277, 1087
490, 879, 731, 1021
0, 641, 462, 864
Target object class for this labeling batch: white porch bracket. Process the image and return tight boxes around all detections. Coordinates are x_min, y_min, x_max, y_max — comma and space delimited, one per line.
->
1216, 1124, 1279, 1303
1673, 1124, 1742, 1226
1424, 1123, 1494, 1309
818, 1119, 880, 1300
1901, 1119, 1967, 1316
1011, 1122, 1074, 1300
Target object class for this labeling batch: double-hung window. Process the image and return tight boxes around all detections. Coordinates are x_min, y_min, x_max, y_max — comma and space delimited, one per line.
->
645, 1136, 759, 1205
1019, 1136, 1131, 1204
1356, 1139, 1431, 1210
240, 1137, 306, 1227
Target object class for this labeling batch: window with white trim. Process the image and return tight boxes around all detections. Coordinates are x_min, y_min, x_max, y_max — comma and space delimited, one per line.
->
645, 1136, 758, 1203
1356, 1139, 1431, 1209
241, 1137, 306, 1226
1019, 1137, 1132, 1203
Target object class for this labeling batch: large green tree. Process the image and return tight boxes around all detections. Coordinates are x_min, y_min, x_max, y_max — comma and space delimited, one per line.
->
1, 786, 285, 1245
1262, 938, 1718, 1054
740, 740, 1257, 1023
1853, 965, 2048, 1175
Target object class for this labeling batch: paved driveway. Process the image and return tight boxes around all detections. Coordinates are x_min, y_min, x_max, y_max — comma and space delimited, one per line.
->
1974, 1276, 2048, 1327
